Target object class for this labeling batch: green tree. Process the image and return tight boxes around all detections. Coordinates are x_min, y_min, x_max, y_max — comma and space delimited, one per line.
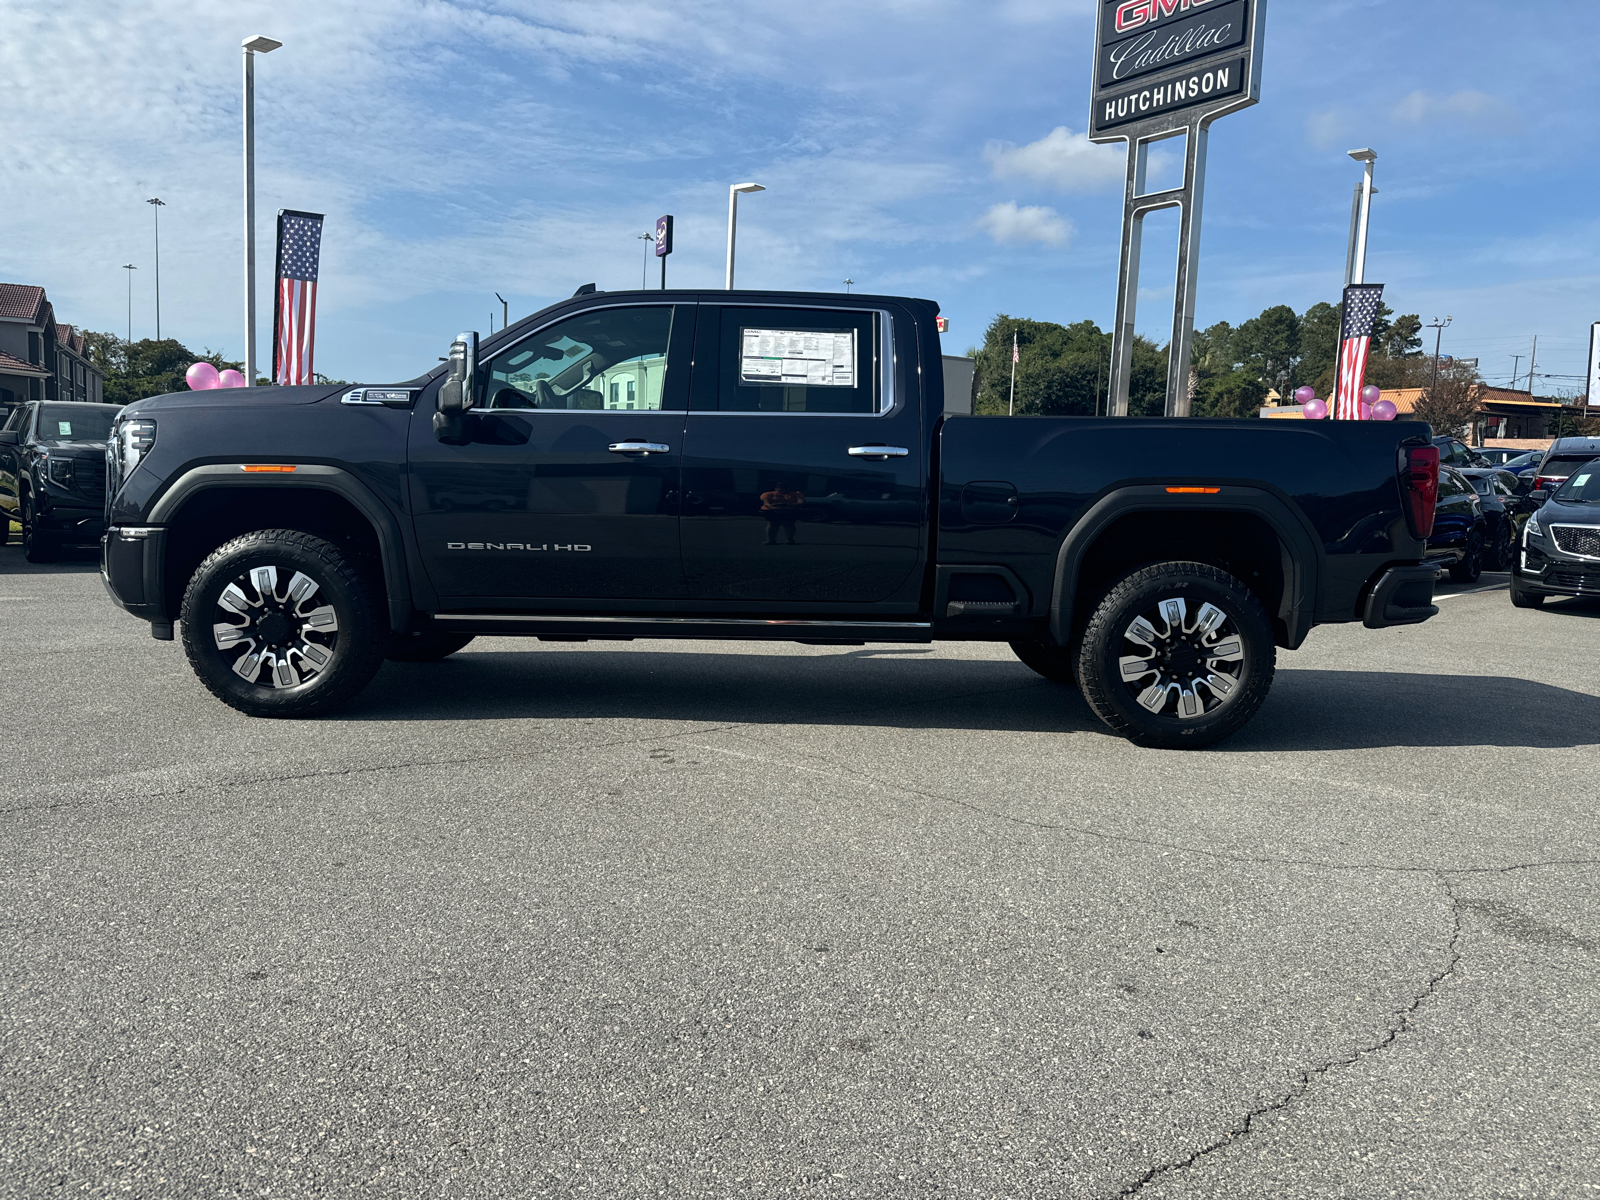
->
1232, 304, 1301, 395
973, 315, 1124, 417
83, 334, 243, 405
1382, 313, 1423, 358
1296, 302, 1341, 389
1193, 368, 1267, 418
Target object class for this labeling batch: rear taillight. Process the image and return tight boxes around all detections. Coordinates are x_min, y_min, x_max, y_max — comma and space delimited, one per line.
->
1402, 444, 1439, 539
1535, 475, 1564, 491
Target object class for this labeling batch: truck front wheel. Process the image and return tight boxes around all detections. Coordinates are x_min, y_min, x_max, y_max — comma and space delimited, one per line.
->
1076, 561, 1275, 750
179, 529, 387, 717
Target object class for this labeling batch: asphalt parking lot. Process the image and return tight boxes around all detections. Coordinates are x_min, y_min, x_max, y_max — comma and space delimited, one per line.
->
3, 547, 1598, 1199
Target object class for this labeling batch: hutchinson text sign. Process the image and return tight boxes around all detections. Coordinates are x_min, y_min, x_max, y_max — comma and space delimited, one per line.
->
1090, 0, 1265, 139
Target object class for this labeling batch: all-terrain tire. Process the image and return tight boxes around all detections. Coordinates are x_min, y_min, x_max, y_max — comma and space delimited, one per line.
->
21, 494, 59, 563
1076, 561, 1276, 750
180, 529, 387, 717
1009, 639, 1079, 686
386, 631, 475, 662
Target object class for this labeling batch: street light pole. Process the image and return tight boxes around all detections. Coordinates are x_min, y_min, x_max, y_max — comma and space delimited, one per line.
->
242, 34, 282, 387
495, 292, 508, 331
638, 231, 653, 289
1427, 315, 1452, 394
725, 182, 765, 289
146, 198, 165, 340
121, 264, 137, 345
1347, 148, 1377, 285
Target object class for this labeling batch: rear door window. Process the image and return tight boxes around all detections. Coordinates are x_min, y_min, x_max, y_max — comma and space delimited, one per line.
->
692, 306, 882, 414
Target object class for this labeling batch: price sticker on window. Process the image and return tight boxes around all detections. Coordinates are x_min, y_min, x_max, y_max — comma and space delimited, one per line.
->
739, 328, 855, 388
58, 421, 72, 436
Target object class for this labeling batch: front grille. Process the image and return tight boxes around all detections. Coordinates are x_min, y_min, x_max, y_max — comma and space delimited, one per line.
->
73, 455, 107, 500
1551, 524, 1600, 558
1545, 571, 1600, 593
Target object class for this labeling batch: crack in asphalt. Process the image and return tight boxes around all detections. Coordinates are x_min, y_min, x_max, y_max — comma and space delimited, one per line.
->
1109, 873, 1465, 1198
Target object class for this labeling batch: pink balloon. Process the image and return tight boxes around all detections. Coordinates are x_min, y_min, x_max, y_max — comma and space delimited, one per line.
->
217, 369, 246, 388
1293, 385, 1316, 405
185, 361, 221, 391
1303, 397, 1327, 420
1360, 384, 1382, 406
1359, 401, 1373, 420
1372, 399, 1398, 421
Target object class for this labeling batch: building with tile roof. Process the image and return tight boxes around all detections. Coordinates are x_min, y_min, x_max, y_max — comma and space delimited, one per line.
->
0, 282, 104, 411
1260, 384, 1577, 450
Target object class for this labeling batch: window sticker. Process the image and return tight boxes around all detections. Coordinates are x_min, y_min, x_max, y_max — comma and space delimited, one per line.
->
58, 421, 73, 436
740, 328, 855, 387
1573, 473, 1591, 488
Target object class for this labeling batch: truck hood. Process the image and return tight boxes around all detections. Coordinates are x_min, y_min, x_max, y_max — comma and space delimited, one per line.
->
125, 383, 347, 414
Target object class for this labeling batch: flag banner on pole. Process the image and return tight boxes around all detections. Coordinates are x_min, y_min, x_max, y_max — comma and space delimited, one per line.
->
1333, 283, 1384, 419
1012, 333, 1019, 364
273, 209, 324, 386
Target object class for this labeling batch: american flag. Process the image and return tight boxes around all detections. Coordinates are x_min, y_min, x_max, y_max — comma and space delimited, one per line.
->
1012, 333, 1019, 364
1334, 283, 1384, 420
273, 210, 324, 386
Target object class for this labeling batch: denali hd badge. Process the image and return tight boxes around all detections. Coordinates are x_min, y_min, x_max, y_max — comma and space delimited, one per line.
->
446, 542, 592, 551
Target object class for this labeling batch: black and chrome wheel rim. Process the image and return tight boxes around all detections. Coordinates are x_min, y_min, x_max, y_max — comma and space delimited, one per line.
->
211, 564, 339, 688
1116, 596, 1245, 721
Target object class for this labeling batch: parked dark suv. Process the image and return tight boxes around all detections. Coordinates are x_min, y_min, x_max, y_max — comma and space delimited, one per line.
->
1512, 456, 1600, 606
0, 400, 121, 561
1424, 466, 1489, 582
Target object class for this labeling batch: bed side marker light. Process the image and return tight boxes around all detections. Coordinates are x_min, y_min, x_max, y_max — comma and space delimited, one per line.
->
1165, 486, 1220, 494
242, 464, 297, 473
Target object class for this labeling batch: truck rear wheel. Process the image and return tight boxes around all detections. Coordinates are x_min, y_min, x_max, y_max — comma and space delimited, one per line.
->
1009, 639, 1078, 686
179, 529, 387, 718
1076, 561, 1275, 750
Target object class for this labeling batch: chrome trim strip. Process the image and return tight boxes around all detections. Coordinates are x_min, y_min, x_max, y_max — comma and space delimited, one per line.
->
848, 445, 909, 458
432, 614, 932, 628
115, 526, 159, 539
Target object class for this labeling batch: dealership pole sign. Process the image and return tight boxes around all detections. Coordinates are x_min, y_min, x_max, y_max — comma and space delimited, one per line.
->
1588, 321, 1600, 405
1090, 0, 1268, 417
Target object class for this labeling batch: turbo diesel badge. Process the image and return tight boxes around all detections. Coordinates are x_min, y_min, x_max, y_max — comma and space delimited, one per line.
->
447, 542, 592, 551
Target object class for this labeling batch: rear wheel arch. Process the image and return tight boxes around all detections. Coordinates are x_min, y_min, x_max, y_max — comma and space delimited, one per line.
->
1047, 486, 1320, 652
152, 467, 411, 631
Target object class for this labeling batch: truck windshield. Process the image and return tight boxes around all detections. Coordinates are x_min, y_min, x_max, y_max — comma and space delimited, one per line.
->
38, 405, 117, 442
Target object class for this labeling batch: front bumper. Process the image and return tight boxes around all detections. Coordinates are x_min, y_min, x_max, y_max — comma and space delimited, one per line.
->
37, 499, 106, 545
101, 525, 170, 623
1515, 537, 1600, 597
1363, 564, 1439, 628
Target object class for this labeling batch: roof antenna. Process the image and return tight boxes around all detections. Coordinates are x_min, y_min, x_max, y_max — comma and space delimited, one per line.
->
572, 282, 597, 297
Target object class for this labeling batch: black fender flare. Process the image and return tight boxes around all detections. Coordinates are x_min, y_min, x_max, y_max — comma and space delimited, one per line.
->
148, 463, 412, 631
1047, 484, 1322, 650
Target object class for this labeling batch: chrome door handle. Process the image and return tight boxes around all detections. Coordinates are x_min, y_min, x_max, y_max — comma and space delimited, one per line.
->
847, 445, 909, 459
608, 441, 671, 455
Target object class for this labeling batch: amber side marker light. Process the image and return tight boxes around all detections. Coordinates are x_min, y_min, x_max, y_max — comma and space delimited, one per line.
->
1165, 486, 1220, 494
241, 464, 296, 473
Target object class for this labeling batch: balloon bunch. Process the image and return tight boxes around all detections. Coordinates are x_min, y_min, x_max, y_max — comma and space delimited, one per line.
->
185, 361, 247, 391
1292, 383, 1396, 421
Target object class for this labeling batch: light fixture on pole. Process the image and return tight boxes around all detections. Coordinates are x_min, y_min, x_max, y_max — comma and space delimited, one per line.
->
146, 198, 166, 340
725, 182, 765, 290
1346, 148, 1377, 285
843, 278, 854, 294
637, 231, 654, 289
121, 264, 137, 345
1427, 315, 1452, 395
495, 292, 508, 331
242, 33, 282, 387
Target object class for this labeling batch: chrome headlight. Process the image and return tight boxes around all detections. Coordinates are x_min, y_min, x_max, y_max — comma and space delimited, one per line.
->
1525, 510, 1542, 540
108, 417, 157, 497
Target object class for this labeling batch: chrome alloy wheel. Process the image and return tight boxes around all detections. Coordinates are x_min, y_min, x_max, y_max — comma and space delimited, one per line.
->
1116, 596, 1245, 721
211, 564, 339, 688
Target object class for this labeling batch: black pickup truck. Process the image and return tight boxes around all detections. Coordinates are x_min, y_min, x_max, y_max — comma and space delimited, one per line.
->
101, 288, 1442, 747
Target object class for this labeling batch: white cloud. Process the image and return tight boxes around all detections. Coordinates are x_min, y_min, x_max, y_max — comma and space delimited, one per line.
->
1306, 108, 1350, 150
1390, 90, 1521, 135
982, 126, 1127, 193
977, 202, 1072, 247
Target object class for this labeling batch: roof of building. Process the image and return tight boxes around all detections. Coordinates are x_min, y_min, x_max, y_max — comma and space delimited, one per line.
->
1261, 384, 1568, 420
54, 323, 87, 356
0, 348, 54, 378
0, 283, 49, 324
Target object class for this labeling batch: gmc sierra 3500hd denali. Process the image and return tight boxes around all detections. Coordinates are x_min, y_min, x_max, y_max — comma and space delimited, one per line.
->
101, 288, 1443, 748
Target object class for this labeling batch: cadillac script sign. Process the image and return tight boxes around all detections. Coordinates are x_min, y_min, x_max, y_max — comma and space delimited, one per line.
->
1089, 0, 1266, 139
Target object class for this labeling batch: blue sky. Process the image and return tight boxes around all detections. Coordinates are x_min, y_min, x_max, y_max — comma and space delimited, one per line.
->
3, 0, 1596, 390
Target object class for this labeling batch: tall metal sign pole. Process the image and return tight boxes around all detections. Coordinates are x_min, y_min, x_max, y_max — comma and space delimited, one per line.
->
1089, 0, 1269, 416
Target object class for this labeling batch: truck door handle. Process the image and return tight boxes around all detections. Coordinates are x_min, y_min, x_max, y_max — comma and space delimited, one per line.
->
847, 445, 909, 459
608, 441, 671, 455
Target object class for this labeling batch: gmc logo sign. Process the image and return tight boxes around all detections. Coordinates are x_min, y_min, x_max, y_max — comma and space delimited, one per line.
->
1113, 0, 1220, 35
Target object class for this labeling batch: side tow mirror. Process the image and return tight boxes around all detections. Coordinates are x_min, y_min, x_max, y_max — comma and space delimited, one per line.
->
433, 331, 478, 444
0, 430, 18, 446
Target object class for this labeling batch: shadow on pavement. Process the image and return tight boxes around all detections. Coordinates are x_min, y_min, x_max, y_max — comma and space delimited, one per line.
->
341, 648, 1600, 751
0, 544, 100, 574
